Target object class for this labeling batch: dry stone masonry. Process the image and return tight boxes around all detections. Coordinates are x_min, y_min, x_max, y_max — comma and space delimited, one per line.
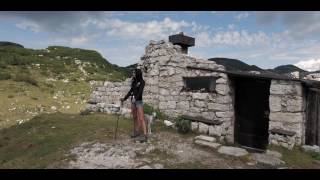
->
269, 80, 306, 149
86, 36, 318, 150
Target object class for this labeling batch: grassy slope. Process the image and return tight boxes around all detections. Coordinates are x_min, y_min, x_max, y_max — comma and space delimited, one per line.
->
0, 44, 130, 129
0, 113, 133, 169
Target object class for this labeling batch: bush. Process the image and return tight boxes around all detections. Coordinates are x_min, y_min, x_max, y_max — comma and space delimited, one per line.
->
8, 95, 14, 98
80, 109, 91, 116
143, 103, 167, 120
175, 116, 191, 134
14, 74, 38, 86
311, 152, 320, 161
0, 72, 11, 80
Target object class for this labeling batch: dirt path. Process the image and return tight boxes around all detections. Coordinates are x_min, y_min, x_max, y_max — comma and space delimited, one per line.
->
60, 131, 273, 169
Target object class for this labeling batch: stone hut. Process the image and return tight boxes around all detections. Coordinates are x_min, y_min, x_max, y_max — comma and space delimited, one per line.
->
86, 33, 320, 151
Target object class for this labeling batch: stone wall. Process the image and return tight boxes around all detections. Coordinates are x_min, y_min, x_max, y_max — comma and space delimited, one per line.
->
85, 39, 309, 149
137, 40, 235, 143
268, 80, 306, 149
86, 79, 132, 115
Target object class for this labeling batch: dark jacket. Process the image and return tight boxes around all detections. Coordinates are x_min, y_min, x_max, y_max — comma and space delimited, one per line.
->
123, 80, 145, 101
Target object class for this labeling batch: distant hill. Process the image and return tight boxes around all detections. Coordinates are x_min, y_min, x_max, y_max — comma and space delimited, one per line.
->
208, 57, 263, 72
0, 44, 130, 82
207, 57, 314, 79
0, 41, 24, 48
126, 63, 137, 70
271, 65, 307, 74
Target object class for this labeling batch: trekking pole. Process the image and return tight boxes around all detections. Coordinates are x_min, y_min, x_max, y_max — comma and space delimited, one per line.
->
113, 102, 122, 140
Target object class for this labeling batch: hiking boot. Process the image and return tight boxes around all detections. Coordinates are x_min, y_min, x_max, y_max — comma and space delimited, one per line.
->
130, 133, 140, 138
136, 135, 148, 143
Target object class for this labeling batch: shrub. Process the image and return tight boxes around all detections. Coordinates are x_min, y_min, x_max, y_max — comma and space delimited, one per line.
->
0, 72, 11, 80
8, 95, 14, 98
31, 97, 38, 100
80, 109, 91, 116
175, 116, 191, 134
44, 82, 54, 88
143, 103, 167, 120
14, 74, 38, 86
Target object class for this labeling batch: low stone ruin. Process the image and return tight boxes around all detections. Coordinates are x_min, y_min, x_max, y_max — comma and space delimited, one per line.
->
86, 35, 319, 150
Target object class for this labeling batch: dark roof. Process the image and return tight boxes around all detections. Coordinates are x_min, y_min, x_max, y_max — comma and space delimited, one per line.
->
186, 65, 320, 88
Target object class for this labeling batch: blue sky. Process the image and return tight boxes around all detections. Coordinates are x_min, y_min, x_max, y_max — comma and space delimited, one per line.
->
1, 11, 320, 71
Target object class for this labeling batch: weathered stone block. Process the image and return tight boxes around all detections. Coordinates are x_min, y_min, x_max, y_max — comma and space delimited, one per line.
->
209, 125, 222, 137
198, 122, 209, 134
269, 112, 303, 123
194, 140, 221, 149
215, 111, 233, 118
215, 84, 230, 95
216, 77, 227, 84
194, 135, 216, 142
159, 88, 169, 95
191, 122, 199, 132
192, 93, 208, 100
269, 95, 282, 112
194, 100, 206, 108
218, 146, 249, 157
215, 95, 232, 104
176, 101, 189, 110
286, 97, 303, 112
207, 103, 230, 111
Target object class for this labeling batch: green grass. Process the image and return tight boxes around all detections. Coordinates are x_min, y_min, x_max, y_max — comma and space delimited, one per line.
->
269, 145, 315, 168
0, 112, 133, 169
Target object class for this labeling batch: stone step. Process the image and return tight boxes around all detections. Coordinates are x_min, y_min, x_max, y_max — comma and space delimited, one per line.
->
217, 146, 249, 157
194, 135, 216, 142
266, 150, 282, 158
251, 153, 285, 166
194, 140, 221, 149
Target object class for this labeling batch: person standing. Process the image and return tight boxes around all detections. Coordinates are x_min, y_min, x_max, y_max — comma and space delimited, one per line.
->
121, 68, 147, 143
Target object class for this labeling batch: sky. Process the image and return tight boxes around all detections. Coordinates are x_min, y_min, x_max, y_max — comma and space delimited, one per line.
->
1, 11, 320, 71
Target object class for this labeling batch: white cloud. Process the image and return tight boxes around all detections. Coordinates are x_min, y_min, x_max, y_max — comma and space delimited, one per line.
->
255, 12, 320, 39
227, 24, 235, 30
235, 12, 249, 21
71, 36, 88, 45
295, 58, 320, 71
91, 17, 191, 40
16, 21, 41, 33
196, 30, 269, 47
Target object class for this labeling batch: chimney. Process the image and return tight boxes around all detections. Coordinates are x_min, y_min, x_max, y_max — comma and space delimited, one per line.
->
169, 32, 195, 54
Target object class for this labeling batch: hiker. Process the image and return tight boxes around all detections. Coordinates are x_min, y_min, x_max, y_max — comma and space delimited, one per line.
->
120, 68, 147, 142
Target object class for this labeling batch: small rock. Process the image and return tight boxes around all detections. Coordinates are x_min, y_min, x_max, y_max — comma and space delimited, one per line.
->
302, 145, 320, 153
246, 162, 256, 166
218, 146, 249, 157
139, 165, 153, 169
194, 135, 216, 142
194, 140, 221, 149
145, 145, 155, 153
251, 153, 285, 166
164, 120, 173, 127
51, 106, 57, 111
153, 164, 164, 169
266, 150, 282, 158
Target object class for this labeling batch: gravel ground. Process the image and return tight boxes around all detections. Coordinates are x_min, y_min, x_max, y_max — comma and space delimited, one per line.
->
64, 131, 272, 169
